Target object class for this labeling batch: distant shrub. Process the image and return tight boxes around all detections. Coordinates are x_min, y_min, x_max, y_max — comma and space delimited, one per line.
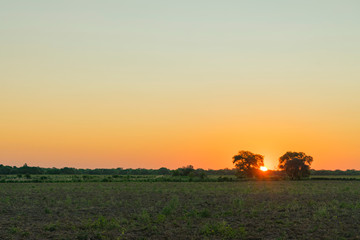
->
71, 176, 82, 182
40, 176, 48, 180
101, 177, 112, 182
218, 176, 233, 182
172, 165, 208, 179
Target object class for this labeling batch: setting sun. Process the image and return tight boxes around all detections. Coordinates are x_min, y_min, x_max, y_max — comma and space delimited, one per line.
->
260, 166, 268, 172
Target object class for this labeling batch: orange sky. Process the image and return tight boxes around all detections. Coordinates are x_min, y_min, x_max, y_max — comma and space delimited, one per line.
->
1, 1, 360, 170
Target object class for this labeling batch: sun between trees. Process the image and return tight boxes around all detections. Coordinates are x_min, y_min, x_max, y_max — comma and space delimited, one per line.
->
232, 150, 313, 180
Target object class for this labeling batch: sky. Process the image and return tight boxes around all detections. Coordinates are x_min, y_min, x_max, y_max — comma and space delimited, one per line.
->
1, 0, 360, 170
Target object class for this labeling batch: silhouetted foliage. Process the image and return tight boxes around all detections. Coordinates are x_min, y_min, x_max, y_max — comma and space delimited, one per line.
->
232, 151, 264, 178
217, 176, 233, 182
279, 152, 313, 180
172, 165, 207, 178
158, 167, 171, 175
176, 165, 195, 176
206, 168, 236, 175
0, 164, 234, 177
311, 169, 360, 176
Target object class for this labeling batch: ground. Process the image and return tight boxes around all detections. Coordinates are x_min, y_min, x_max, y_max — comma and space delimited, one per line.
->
1, 181, 360, 239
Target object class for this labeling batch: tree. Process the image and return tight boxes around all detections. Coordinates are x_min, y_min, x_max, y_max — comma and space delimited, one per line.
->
157, 167, 171, 175
279, 152, 313, 180
172, 165, 195, 177
232, 151, 264, 178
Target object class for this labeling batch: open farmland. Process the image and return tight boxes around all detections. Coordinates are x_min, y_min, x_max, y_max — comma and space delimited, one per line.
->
1, 181, 360, 240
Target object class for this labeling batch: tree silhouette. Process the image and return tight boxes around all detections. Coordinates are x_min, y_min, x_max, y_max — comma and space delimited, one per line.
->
279, 152, 313, 180
232, 151, 264, 178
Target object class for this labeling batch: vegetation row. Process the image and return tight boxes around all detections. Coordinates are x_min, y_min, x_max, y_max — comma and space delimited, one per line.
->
1, 151, 360, 182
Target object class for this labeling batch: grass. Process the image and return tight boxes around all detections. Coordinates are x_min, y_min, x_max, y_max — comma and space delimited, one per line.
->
0, 174, 237, 183
4, 173, 360, 184
1, 180, 360, 239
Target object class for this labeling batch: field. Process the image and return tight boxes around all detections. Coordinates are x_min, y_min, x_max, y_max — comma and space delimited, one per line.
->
0, 174, 235, 183
1, 181, 360, 240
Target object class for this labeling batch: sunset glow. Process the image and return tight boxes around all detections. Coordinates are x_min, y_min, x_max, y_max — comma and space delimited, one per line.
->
1, 1, 360, 170
260, 167, 268, 172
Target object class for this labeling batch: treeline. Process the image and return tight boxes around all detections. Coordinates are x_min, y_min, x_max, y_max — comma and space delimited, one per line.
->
0, 163, 235, 176
1, 163, 359, 177
311, 169, 360, 176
